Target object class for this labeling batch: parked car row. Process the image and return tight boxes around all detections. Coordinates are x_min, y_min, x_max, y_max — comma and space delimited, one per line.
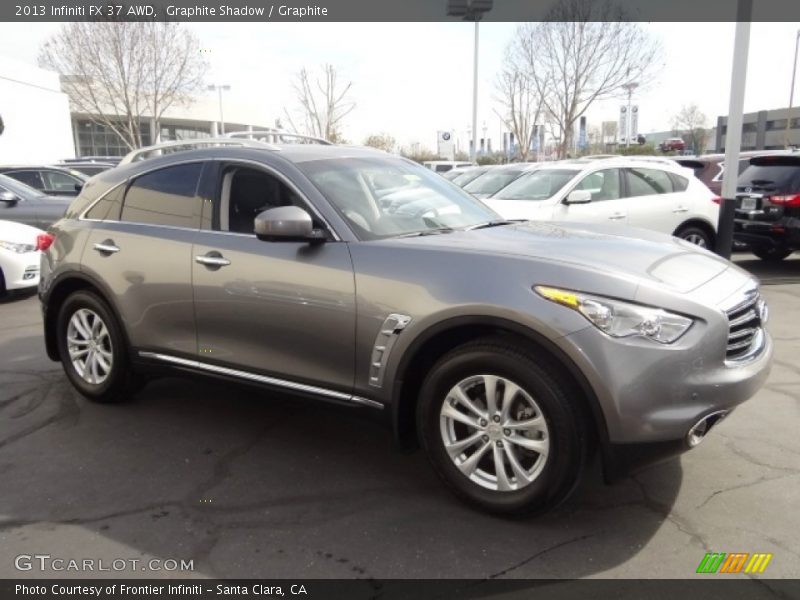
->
35, 135, 772, 516
444, 151, 800, 261
442, 158, 720, 248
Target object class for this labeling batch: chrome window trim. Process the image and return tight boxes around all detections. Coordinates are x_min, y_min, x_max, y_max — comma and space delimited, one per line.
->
138, 351, 383, 410
209, 157, 342, 242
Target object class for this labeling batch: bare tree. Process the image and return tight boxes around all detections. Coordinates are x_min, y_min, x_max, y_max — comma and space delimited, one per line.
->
363, 132, 396, 153
511, 0, 661, 158
39, 22, 207, 151
493, 52, 544, 161
672, 103, 709, 154
284, 64, 355, 143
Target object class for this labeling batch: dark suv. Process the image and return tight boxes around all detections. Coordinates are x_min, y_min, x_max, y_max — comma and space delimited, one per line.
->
734, 155, 800, 261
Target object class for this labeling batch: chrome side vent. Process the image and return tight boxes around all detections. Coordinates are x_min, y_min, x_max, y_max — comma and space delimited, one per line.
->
368, 314, 411, 388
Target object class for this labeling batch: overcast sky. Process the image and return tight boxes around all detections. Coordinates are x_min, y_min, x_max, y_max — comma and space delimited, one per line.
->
1, 21, 798, 151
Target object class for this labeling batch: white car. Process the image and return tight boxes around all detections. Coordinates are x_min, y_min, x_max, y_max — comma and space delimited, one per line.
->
483, 159, 720, 248
0, 220, 44, 293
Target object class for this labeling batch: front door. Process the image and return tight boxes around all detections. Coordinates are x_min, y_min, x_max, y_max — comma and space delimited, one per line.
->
191, 162, 356, 393
552, 168, 628, 226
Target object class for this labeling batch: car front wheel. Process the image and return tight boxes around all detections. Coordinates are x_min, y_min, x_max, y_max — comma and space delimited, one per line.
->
56, 290, 141, 403
417, 337, 589, 515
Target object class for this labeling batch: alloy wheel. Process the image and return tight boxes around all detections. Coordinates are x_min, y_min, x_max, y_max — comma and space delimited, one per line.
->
439, 374, 549, 492
67, 308, 113, 385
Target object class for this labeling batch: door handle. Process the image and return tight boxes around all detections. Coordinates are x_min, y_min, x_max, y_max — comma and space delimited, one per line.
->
195, 252, 231, 268
93, 240, 119, 254
672, 206, 689, 213
608, 213, 627, 220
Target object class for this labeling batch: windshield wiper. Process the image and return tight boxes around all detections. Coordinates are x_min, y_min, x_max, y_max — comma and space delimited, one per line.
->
398, 227, 456, 238
466, 220, 520, 230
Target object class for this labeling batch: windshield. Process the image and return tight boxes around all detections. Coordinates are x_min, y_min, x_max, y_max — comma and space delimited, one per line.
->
492, 169, 579, 201
298, 157, 500, 240
463, 168, 526, 195
452, 168, 488, 187
0, 173, 44, 198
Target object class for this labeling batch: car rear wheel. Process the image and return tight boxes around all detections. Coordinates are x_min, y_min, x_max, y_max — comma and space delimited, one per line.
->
417, 337, 589, 515
752, 246, 793, 262
56, 290, 142, 403
676, 226, 712, 248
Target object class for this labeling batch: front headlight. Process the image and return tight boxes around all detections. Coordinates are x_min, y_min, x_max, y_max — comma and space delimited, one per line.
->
534, 286, 693, 344
0, 240, 36, 254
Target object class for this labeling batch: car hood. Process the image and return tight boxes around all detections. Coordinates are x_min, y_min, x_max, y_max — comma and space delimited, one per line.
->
390, 221, 732, 294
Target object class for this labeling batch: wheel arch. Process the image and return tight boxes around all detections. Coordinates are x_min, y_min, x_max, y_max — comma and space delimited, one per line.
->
391, 315, 609, 463
42, 272, 130, 362
674, 218, 716, 245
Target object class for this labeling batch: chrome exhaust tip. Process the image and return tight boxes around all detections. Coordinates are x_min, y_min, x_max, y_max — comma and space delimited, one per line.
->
687, 410, 730, 447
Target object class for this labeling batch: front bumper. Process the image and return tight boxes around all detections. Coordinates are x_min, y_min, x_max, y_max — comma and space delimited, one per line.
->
561, 310, 773, 447
0, 251, 40, 291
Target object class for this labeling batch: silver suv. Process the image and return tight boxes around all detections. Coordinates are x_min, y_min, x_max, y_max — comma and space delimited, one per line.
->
39, 136, 773, 515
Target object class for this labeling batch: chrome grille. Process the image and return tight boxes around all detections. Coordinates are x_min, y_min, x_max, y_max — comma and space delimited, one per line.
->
725, 292, 764, 360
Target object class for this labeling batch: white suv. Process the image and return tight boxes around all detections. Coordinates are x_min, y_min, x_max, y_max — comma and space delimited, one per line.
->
483, 159, 720, 247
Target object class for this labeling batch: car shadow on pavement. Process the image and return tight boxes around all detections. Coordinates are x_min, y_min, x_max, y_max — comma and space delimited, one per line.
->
733, 254, 800, 285
0, 288, 37, 304
0, 354, 685, 580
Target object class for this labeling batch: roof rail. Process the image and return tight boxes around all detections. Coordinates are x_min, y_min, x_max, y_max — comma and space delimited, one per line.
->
224, 129, 333, 145
118, 137, 277, 165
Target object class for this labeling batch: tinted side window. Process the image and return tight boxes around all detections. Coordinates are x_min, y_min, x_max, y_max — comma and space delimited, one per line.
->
627, 168, 673, 197
85, 185, 125, 221
220, 167, 302, 234
669, 173, 689, 192
121, 163, 203, 228
575, 169, 621, 201
43, 170, 82, 192
7, 170, 44, 189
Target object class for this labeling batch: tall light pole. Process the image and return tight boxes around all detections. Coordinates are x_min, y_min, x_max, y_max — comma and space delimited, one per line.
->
447, 1, 493, 162
208, 84, 231, 135
622, 82, 639, 148
784, 29, 800, 149
716, 0, 752, 259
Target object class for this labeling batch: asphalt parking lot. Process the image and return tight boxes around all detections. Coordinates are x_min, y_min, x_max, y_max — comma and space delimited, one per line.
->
0, 254, 798, 581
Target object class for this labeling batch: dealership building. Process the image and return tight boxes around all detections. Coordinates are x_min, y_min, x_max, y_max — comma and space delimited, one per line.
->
1, 56, 274, 163
715, 107, 800, 152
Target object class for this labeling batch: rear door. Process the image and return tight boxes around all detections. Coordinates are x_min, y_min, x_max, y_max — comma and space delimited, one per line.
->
80, 162, 204, 355
551, 168, 628, 225
624, 166, 685, 234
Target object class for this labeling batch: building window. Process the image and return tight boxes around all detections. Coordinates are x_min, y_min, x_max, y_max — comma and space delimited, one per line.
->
160, 125, 211, 141
75, 119, 151, 157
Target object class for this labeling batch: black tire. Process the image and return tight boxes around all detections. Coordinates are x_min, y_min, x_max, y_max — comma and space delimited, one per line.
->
56, 290, 142, 403
675, 225, 713, 249
417, 337, 589, 516
752, 246, 793, 262
0, 268, 5, 296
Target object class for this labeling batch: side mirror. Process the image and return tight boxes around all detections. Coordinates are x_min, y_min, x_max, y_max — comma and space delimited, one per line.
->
254, 206, 325, 242
0, 190, 19, 204
74, 183, 84, 193
564, 189, 592, 204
